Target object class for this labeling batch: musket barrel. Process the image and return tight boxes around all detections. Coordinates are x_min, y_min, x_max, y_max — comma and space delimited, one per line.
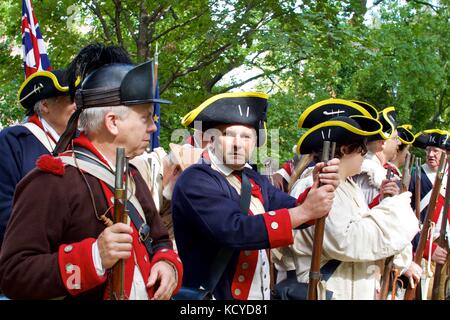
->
307, 141, 332, 300
431, 156, 450, 300
405, 153, 447, 300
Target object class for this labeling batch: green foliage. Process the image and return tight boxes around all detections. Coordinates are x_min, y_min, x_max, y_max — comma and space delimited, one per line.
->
0, 0, 448, 165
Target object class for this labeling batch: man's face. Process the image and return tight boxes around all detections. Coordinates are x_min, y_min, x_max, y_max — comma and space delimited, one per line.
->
383, 129, 401, 161
426, 146, 445, 170
43, 95, 76, 134
116, 104, 156, 159
212, 124, 257, 170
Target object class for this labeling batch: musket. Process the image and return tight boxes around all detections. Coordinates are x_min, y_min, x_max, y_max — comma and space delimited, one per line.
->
404, 152, 447, 300
379, 167, 394, 299
264, 158, 274, 185
307, 141, 334, 300
110, 147, 129, 300
415, 157, 422, 220
431, 156, 450, 300
379, 154, 413, 299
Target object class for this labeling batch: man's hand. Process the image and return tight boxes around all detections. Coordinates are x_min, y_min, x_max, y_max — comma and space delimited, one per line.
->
404, 261, 423, 288
379, 179, 400, 200
147, 260, 178, 300
431, 245, 448, 265
97, 223, 133, 269
312, 158, 340, 189
271, 173, 285, 191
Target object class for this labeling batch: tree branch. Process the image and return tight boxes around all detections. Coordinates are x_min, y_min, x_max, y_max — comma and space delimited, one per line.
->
152, 8, 209, 43
113, 0, 124, 47
88, 1, 113, 42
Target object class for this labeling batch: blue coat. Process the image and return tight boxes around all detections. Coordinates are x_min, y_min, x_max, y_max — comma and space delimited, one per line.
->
171, 161, 299, 299
0, 125, 50, 246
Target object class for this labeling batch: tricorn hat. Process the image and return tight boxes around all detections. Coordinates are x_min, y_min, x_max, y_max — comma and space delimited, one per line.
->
397, 124, 415, 145
53, 61, 170, 155
296, 115, 383, 154
18, 69, 74, 116
368, 106, 397, 141
297, 98, 377, 129
413, 129, 447, 150
181, 92, 269, 147
439, 131, 450, 151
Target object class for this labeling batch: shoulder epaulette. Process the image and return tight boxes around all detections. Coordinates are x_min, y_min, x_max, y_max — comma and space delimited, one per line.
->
36, 154, 65, 176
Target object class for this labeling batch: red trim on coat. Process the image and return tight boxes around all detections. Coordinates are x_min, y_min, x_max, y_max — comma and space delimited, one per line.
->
231, 249, 259, 300
57, 238, 107, 296
71, 133, 110, 167
423, 193, 448, 259
27, 113, 57, 143
262, 208, 294, 248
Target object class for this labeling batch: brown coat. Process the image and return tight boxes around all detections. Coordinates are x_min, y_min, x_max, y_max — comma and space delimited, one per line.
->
0, 163, 172, 299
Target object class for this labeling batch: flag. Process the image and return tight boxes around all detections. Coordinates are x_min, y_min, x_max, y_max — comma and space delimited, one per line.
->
22, 0, 51, 77
150, 78, 161, 150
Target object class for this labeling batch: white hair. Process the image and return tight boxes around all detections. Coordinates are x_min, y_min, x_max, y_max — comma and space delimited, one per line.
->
33, 100, 44, 116
79, 106, 130, 135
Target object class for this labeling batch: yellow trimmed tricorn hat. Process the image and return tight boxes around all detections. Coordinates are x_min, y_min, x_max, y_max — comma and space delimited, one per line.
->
297, 98, 377, 129
296, 115, 383, 154
18, 70, 74, 116
181, 92, 269, 146
439, 131, 450, 151
397, 124, 415, 145
368, 106, 397, 141
413, 129, 447, 150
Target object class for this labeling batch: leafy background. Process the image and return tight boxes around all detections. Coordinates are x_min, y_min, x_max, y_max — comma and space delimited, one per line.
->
1, 0, 448, 167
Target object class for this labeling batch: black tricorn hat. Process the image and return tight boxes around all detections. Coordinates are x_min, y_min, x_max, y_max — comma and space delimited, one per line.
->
439, 131, 450, 151
349, 100, 379, 119
18, 69, 75, 116
397, 124, 415, 145
413, 129, 447, 150
297, 98, 377, 129
296, 115, 383, 155
368, 106, 397, 141
53, 61, 170, 155
181, 92, 269, 147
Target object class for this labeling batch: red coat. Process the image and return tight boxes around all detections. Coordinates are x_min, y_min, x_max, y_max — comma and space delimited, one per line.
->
0, 135, 182, 299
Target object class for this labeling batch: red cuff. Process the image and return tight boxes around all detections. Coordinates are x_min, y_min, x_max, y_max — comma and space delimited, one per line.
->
422, 240, 438, 260
369, 194, 381, 209
58, 238, 107, 296
295, 187, 315, 226
150, 248, 183, 295
262, 208, 293, 248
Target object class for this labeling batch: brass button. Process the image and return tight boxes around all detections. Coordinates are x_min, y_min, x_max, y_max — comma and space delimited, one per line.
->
234, 288, 241, 296
268, 211, 276, 216
161, 249, 169, 253
244, 250, 251, 256
241, 262, 249, 270
238, 275, 245, 282
271, 222, 279, 230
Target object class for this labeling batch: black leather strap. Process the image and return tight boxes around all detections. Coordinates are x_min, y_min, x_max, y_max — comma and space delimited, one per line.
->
72, 147, 154, 256
203, 170, 252, 294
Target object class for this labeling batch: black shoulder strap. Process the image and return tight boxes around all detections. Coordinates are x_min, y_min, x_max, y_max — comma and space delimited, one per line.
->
72, 147, 155, 256
286, 259, 341, 282
203, 171, 252, 294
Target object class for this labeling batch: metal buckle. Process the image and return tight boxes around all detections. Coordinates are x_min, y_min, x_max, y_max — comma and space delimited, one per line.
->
138, 223, 150, 242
